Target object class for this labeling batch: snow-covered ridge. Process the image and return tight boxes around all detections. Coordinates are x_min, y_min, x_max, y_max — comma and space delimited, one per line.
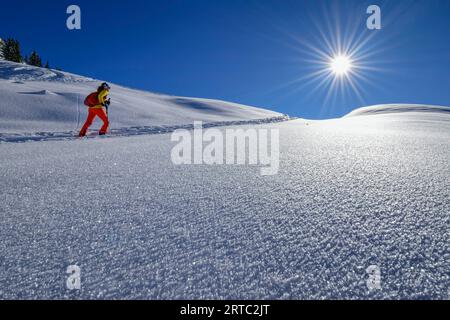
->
344, 104, 450, 118
0, 60, 284, 133
0, 60, 93, 83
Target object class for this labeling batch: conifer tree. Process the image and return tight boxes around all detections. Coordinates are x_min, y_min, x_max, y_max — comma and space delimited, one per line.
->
29, 50, 43, 67
2, 38, 22, 63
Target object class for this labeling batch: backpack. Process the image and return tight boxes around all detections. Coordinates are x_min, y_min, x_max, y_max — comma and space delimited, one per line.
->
84, 92, 100, 107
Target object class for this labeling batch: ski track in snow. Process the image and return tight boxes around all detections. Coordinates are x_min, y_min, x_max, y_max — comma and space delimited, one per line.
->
0, 110, 449, 300
0, 116, 290, 144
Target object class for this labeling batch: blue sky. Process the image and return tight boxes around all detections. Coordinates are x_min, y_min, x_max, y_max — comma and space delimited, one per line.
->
1, 0, 449, 119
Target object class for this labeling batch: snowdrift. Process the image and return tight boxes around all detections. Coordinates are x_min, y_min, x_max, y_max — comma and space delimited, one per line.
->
344, 104, 450, 118
0, 60, 283, 133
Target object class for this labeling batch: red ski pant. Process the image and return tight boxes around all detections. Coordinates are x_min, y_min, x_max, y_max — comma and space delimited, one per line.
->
79, 107, 109, 137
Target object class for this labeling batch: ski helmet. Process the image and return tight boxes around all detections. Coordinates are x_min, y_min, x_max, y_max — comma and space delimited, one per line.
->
101, 82, 111, 90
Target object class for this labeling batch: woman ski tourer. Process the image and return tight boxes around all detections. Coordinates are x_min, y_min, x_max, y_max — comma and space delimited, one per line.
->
79, 82, 111, 137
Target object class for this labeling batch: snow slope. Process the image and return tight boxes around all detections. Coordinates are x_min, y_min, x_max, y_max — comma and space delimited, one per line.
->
0, 103, 449, 299
0, 60, 283, 133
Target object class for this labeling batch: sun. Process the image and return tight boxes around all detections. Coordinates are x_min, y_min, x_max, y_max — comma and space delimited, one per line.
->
271, 5, 387, 110
329, 55, 353, 76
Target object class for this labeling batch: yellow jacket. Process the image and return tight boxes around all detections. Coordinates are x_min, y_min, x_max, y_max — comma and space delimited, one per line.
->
92, 89, 109, 109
